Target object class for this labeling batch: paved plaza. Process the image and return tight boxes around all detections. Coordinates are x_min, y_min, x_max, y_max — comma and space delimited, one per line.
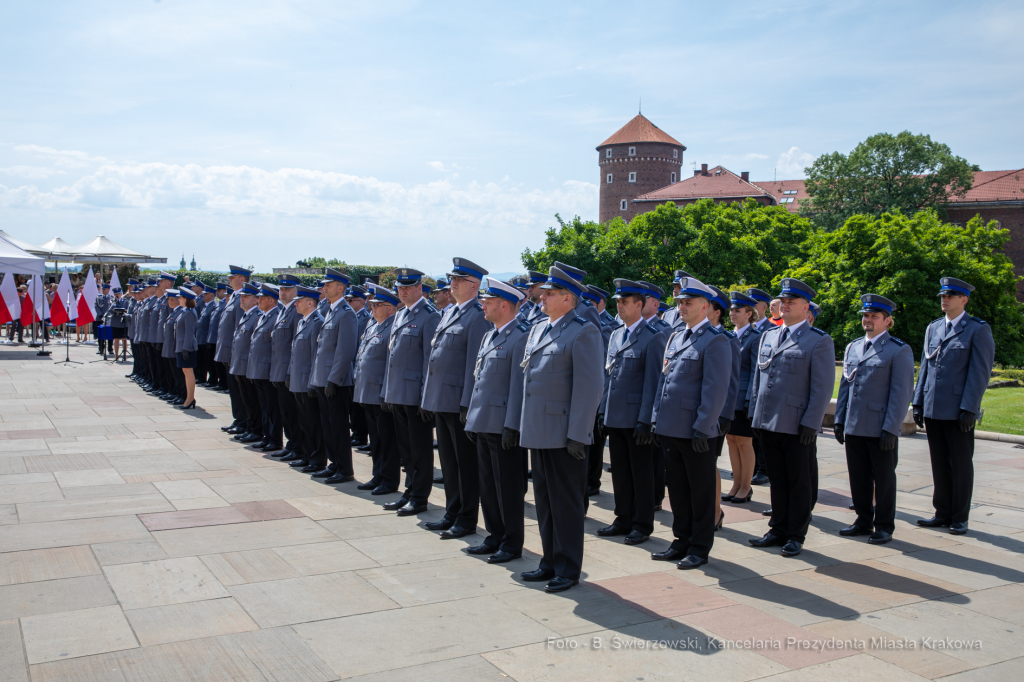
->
0, 342, 1022, 681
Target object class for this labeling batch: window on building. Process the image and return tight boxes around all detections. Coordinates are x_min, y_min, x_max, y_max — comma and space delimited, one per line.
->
671, 172, 677, 183
628, 146, 636, 156
673, 149, 678, 159
620, 199, 627, 210
628, 172, 637, 183
779, 197, 795, 204
606, 173, 613, 184
606, 149, 612, 158
783, 190, 797, 195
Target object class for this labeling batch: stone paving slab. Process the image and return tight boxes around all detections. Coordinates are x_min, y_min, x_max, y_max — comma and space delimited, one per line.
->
1, 342, 1023, 681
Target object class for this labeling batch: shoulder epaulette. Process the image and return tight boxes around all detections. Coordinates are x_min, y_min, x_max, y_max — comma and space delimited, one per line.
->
573, 315, 588, 324
890, 337, 906, 347
969, 315, 988, 325
706, 325, 723, 335
723, 329, 737, 338
931, 316, 944, 324
425, 303, 438, 313
750, 325, 763, 334
472, 301, 482, 310
809, 326, 828, 336
516, 323, 530, 333
645, 323, 659, 334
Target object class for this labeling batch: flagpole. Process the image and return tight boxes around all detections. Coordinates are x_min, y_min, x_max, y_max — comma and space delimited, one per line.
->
55, 290, 79, 366
36, 277, 51, 357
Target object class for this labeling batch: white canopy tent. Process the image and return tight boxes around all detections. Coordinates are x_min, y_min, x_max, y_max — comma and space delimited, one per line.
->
0, 232, 166, 281
0, 236, 45, 276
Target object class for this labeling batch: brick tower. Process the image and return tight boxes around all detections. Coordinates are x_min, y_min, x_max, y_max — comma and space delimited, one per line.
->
597, 114, 685, 223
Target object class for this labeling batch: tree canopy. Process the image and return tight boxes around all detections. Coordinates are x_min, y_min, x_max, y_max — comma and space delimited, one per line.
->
785, 210, 1024, 366
802, 131, 978, 231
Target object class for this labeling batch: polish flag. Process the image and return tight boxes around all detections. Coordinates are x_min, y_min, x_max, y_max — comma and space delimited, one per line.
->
0, 273, 20, 325
32, 276, 49, 322
77, 268, 98, 324
109, 268, 121, 295
50, 268, 76, 326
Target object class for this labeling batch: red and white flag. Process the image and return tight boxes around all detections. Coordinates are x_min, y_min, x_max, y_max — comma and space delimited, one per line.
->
77, 268, 98, 325
109, 268, 121, 295
50, 268, 76, 326
0, 273, 20, 325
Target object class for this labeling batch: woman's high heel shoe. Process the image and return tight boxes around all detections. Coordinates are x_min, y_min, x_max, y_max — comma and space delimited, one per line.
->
731, 489, 753, 504
721, 493, 735, 502
715, 510, 725, 532
178, 400, 197, 410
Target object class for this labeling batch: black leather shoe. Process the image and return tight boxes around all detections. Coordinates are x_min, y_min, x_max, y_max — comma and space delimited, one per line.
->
382, 497, 409, 510
761, 508, 773, 517
239, 433, 263, 443
917, 517, 951, 528
371, 486, 397, 496
270, 449, 292, 458
586, 486, 600, 497
624, 530, 649, 545
261, 443, 283, 452
225, 427, 243, 435
749, 532, 786, 548
751, 473, 770, 486
221, 423, 238, 432
677, 555, 708, 570
596, 525, 628, 537
425, 518, 454, 532
356, 481, 379, 491
466, 543, 498, 555
396, 502, 427, 516
350, 437, 368, 447
868, 531, 893, 544
432, 475, 445, 484
252, 440, 270, 450
651, 548, 686, 562
949, 521, 968, 535
440, 526, 473, 539
521, 568, 555, 582
488, 550, 522, 564
781, 540, 803, 557
324, 474, 355, 484
279, 452, 302, 462
356, 445, 372, 453
300, 464, 322, 473
288, 460, 309, 468
310, 468, 333, 478
545, 577, 578, 592
839, 524, 873, 537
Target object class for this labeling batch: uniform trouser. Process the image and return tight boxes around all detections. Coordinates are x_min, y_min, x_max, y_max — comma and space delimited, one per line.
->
254, 379, 282, 445
654, 443, 667, 506
478, 432, 526, 554
315, 385, 353, 475
235, 375, 260, 433
225, 367, 243, 423
531, 447, 587, 581
753, 432, 767, 478
607, 427, 656, 536
364, 403, 400, 490
436, 411, 479, 529
274, 382, 300, 451
294, 390, 325, 463
350, 404, 368, 443
393, 403, 435, 506
130, 341, 142, 376
845, 434, 898, 534
194, 344, 209, 383
167, 357, 184, 397
761, 429, 814, 543
145, 344, 161, 387
662, 435, 717, 558
588, 414, 606, 490
924, 418, 975, 524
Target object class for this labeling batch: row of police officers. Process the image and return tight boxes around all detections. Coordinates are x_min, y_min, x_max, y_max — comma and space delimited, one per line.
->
118, 263, 994, 591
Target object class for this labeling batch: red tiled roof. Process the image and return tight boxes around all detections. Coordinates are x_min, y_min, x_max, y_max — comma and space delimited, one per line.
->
634, 166, 769, 203
951, 168, 1024, 203
752, 179, 808, 212
597, 114, 684, 148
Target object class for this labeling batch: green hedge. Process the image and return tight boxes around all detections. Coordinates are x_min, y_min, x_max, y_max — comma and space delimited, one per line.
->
141, 266, 395, 289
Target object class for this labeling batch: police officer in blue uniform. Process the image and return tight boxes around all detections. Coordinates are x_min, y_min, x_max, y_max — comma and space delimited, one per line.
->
523, 270, 547, 325
747, 278, 835, 557
421, 257, 490, 539
194, 285, 217, 385
464, 278, 531, 563
308, 268, 359, 484
585, 284, 618, 496
353, 285, 402, 495
661, 270, 692, 328
835, 294, 915, 544
723, 291, 763, 501
95, 282, 113, 354
913, 277, 995, 535
206, 283, 229, 391
346, 285, 373, 448
381, 268, 442, 517
246, 284, 282, 451
517, 265, 604, 592
216, 266, 252, 433
284, 285, 326, 469
269, 275, 301, 458
596, 279, 667, 546
229, 283, 262, 441
651, 277, 731, 569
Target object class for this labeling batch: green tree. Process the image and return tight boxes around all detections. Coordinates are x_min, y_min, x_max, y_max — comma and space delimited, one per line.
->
522, 200, 813, 311
803, 131, 978, 231
785, 210, 1024, 365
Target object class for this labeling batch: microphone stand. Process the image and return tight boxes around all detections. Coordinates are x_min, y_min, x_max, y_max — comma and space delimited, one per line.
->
55, 291, 80, 366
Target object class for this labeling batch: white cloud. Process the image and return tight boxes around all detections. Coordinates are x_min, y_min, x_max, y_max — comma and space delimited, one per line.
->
776, 147, 814, 178
0, 159, 598, 233
0, 166, 67, 179
13, 145, 109, 169
427, 161, 446, 171
745, 153, 769, 161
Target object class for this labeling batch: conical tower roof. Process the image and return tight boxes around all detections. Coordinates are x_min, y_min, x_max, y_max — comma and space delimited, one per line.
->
597, 114, 684, 148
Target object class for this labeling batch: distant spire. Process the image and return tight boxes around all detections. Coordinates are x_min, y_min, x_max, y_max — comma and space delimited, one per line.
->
639, 97, 642, 114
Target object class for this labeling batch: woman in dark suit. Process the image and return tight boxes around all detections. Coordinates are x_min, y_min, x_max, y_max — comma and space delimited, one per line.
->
723, 291, 763, 503
176, 288, 200, 409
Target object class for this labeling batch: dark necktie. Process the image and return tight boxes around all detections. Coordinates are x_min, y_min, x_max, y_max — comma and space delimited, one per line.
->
946, 320, 954, 338
779, 327, 789, 345
541, 323, 552, 339
680, 328, 692, 344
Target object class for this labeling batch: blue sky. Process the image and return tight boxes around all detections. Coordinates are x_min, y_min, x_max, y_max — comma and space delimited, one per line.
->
1, 1, 1021, 276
